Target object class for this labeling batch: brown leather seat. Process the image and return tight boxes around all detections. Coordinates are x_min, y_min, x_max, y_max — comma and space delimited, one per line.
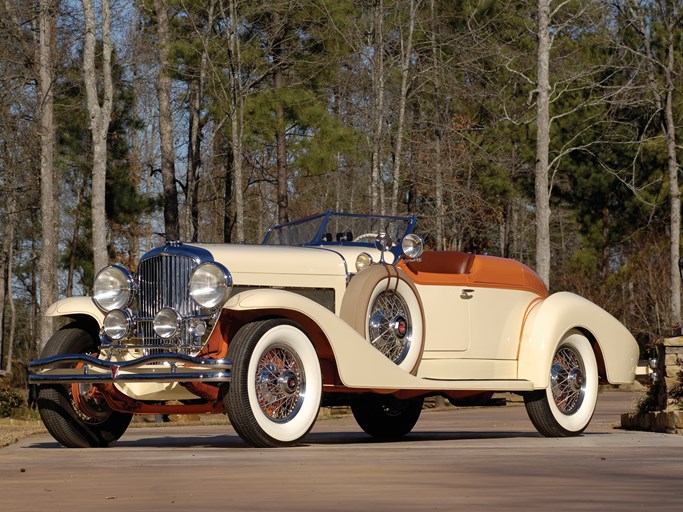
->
404, 251, 474, 275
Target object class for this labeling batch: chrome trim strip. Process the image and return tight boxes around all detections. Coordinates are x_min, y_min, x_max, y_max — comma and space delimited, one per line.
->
314, 246, 351, 284
30, 353, 230, 370
29, 353, 232, 384
29, 371, 231, 384
139, 242, 213, 265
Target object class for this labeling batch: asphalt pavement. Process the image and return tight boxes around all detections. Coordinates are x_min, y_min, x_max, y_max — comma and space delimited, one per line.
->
1, 391, 682, 511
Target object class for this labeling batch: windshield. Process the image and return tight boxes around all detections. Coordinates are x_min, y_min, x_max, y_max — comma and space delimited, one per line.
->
262, 211, 416, 247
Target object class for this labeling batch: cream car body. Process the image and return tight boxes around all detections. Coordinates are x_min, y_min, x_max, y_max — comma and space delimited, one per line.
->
30, 211, 640, 448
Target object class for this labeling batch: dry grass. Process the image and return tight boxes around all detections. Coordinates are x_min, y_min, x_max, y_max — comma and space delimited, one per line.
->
0, 419, 47, 448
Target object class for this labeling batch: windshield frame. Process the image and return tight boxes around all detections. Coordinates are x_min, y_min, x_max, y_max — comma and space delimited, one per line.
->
262, 211, 417, 256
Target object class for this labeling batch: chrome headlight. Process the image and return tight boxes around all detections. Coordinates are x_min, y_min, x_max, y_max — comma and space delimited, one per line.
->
355, 252, 373, 272
93, 265, 134, 312
153, 308, 180, 339
103, 309, 132, 341
189, 262, 232, 309
401, 234, 424, 260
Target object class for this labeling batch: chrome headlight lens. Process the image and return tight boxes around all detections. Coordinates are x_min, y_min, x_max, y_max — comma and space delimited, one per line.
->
189, 262, 232, 309
401, 234, 424, 260
103, 309, 132, 341
93, 265, 134, 312
153, 308, 180, 339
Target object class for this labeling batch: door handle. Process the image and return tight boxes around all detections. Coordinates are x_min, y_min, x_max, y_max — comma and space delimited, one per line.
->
460, 289, 474, 300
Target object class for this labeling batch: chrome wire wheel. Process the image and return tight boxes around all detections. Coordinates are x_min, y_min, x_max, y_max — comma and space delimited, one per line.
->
368, 291, 412, 364
254, 345, 305, 423
225, 320, 322, 447
524, 331, 598, 437
550, 346, 585, 415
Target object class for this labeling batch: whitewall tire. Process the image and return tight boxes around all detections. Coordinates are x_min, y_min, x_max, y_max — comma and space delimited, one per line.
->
225, 319, 322, 447
524, 331, 598, 437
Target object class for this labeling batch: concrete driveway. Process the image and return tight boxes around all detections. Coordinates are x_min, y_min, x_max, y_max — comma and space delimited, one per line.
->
1, 391, 681, 511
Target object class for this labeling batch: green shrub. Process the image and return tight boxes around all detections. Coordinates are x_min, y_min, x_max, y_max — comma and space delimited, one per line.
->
0, 387, 25, 418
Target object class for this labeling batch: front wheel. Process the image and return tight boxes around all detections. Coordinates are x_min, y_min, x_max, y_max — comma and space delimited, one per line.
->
524, 331, 598, 437
351, 395, 424, 440
37, 321, 132, 448
225, 319, 322, 447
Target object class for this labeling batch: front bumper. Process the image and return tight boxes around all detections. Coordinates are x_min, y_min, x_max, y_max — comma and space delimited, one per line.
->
29, 353, 232, 384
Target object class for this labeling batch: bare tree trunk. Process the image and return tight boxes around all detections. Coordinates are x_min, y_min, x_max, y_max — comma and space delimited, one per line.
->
0, 235, 16, 375
228, 0, 245, 241
211, 131, 228, 241
130, 133, 142, 266
435, 133, 444, 250
664, 26, 681, 326
154, 0, 179, 240
273, 10, 288, 225
429, 0, 444, 250
390, 0, 417, 216
187, 78, 201, 242
406, 97, 418, 215
534, 0, 552, 287
0, 148, 16, 374
66, 180, 86, 296
38, 0, 58, 352
628, 0, 680, 326
82, 0, 113, 274
186, 1, 214, 243
224, 142, 233, 243
7, 230, 15, 370
275, 73, 288, 225
370, 0, 385, 214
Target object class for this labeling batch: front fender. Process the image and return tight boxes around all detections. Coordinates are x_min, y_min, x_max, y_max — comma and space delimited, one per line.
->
45, 297, 104, 325
224, 289, 422, 389
518, 292, 638, 388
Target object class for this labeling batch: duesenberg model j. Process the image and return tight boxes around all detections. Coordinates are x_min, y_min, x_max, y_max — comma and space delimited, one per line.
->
30, 211, 639, 447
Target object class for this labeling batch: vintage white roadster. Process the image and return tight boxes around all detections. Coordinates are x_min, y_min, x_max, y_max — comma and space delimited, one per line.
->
30, 211, 640, 447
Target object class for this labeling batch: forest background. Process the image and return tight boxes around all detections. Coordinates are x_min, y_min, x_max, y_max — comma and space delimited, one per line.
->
1, 0, 682, 380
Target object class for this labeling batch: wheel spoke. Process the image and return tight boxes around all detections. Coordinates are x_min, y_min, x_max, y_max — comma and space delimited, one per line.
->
551, 346, 585, 415
255, 345, 305, 422
368, 291, 412, 364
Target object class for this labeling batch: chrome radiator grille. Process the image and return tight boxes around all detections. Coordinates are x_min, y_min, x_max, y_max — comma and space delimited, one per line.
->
137, 253, 201, 352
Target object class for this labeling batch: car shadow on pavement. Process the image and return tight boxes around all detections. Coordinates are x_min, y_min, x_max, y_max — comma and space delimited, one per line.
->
25, 429, 575, 449
305, 430, 544, 445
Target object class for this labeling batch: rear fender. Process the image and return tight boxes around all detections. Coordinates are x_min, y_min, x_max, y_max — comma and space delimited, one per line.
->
518, 292, 638, 388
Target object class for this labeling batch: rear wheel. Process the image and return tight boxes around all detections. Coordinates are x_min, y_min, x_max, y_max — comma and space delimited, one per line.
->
524, 331, 598, 437
37, 322, 132, 448
225, 319, 322, 447
351, 395, 423, 440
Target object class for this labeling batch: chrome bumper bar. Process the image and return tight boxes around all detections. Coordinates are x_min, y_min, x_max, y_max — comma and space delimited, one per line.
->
29, 353, 232, 384
635, 358, 658, 384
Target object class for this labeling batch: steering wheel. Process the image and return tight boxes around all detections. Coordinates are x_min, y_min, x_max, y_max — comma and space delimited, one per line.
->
352, 233, 379, 243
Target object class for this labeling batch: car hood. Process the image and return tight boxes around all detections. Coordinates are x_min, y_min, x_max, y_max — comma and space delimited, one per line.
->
189, 243, 351, 283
